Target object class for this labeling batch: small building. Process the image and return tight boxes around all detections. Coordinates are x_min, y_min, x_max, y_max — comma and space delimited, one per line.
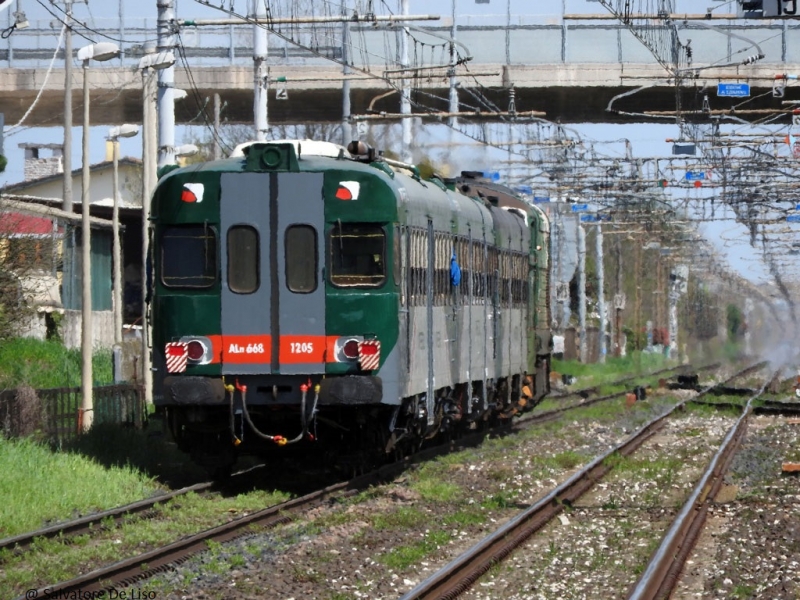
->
1, 142, 144, 349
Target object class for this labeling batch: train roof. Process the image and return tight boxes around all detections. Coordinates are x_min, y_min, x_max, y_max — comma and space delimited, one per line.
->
229, 139, 353, 159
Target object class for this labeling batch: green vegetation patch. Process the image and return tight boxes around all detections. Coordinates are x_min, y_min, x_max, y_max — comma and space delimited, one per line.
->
372, 506, 426, 531
604, 452, 683, 480
553, 352, 673, 388
0, 436, 157, 538
66, 422, 208, 483
0, 338, 113, 389
1, 488, 289, 595
380, 529, 451, 570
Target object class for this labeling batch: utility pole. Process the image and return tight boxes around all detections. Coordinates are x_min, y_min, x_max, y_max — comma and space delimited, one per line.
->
62, 0, 74, 213
400, 0, 412, 162
252, 0, 268, 141
139, 50, 160, 406
448, 0, 458, 128
615, 234, 623, 356
550, 208, 560, 332
578, 223, 587, 363
157, 0, 176, 166
213, 93, 221, 160
80, 50, 92, 431
596, 223, 606, 364
341, 4, 352, 145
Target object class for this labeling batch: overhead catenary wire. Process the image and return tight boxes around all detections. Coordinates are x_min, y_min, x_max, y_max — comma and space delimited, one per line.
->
4, 22, 66, 136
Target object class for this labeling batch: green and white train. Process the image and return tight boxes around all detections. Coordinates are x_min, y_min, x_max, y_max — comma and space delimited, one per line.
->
150, 139, 552, 473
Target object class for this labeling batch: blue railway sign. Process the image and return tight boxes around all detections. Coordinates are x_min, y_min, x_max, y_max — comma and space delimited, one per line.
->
580, 214, 612, 223
685, 171, 705, 181
717, 83, 750, 97
787, 215, 800, 222
533, 196, 550, 203
571, 204, 588, 212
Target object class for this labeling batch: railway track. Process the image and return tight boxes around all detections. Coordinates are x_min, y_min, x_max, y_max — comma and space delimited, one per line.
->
9, 361, 731, 599
398, 362, 791, 600
0, 463, 277, 557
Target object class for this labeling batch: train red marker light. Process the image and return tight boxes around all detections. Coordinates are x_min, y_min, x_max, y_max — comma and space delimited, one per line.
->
358, 340, 381, 371
180, 183, 204, 203
335, 181, 361, 200
342, 339, 360, 359
164, 342, 188, 373
186, 340, 205, 361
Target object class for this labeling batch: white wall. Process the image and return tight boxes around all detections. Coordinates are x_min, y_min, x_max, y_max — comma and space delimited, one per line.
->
61, 309, 115, 350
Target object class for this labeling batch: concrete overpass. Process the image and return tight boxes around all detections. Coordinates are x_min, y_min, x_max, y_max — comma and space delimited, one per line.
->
2, 20, 800, 127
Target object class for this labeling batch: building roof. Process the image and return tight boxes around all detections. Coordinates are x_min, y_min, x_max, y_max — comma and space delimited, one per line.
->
0, 195, 113, 229
1, 157, 143, 197
0, 212, 55, 236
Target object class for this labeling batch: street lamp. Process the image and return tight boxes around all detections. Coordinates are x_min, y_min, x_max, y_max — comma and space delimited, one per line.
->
107, 124, 139, 347
138, 49, 175, 407
77, 41, 120, 432
175, 144, 199, 158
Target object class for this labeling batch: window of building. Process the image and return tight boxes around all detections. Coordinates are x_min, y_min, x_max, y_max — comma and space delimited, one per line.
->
160, 225, 216, 288
285, 225, 317, 293
227, 225, 259, 293
329, 223, 386, 288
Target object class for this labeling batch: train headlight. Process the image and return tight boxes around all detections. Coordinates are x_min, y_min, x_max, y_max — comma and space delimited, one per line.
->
179, 336, 213, 365
342, 339, 360, 359
334, 336, 363, 362
186, 341, 205, 361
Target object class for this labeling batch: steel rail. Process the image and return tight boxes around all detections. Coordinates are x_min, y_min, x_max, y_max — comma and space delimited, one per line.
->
398, 362, 768, 600
627, 371, 780, 600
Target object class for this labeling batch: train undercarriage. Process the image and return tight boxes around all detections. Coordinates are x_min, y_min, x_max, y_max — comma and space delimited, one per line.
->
160, 359, 550, 478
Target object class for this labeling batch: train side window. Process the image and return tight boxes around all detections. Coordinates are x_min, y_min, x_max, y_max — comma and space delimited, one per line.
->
227, 225, 259, 294
285, 225, 318, 293
329, 223, 386, 288
161, 225, 216, 289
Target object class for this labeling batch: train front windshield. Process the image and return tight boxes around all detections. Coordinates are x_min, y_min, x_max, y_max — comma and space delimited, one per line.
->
160, 225, 217, 288
329, 223, 386, 288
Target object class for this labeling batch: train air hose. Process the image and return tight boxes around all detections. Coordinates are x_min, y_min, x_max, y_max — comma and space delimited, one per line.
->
224, 379, 242, 446
232, 379, 318, 446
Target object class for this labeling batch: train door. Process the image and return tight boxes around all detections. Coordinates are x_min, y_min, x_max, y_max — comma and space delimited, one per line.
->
219, 172, 325, 375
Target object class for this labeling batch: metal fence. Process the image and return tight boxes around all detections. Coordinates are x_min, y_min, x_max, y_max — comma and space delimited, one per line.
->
0, 384, 146, 446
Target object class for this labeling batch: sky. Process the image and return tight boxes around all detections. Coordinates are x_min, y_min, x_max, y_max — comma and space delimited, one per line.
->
0, 0, 785, 285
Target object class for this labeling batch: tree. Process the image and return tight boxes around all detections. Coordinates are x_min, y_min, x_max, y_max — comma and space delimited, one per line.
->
0, 202, 59, 340
727, 303, 745, 339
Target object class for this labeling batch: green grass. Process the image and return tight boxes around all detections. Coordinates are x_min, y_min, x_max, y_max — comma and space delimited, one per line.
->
0, 436, 158, 538
380, 530, 451, 570
553, 352, 674, 387
0, 338, 113, 389
65, 422, 208, 484
372, 507, 426, 531
410, 478, 462, 502
1, 488, 290, 595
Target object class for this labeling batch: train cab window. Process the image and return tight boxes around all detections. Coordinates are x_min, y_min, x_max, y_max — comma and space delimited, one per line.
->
227, 225, 259, 294
285, 225, 318, 293
329, 223, 386, 288
160, 225, 216, 288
